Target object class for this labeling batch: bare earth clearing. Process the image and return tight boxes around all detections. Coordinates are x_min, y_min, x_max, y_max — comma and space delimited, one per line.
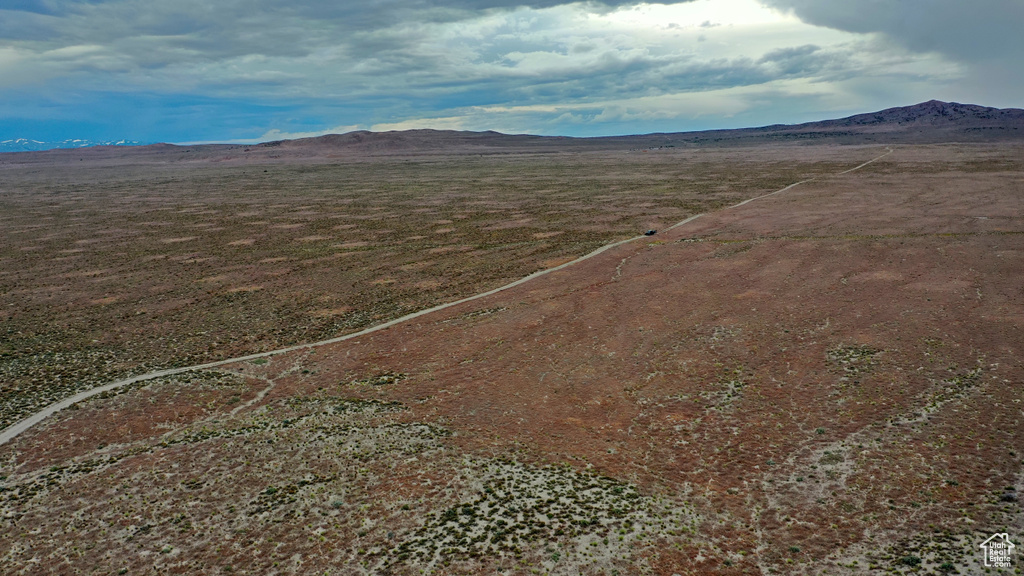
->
1, 142, 1022, 575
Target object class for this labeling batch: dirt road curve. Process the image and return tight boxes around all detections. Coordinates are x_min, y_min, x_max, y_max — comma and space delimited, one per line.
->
0, 148, 892, 446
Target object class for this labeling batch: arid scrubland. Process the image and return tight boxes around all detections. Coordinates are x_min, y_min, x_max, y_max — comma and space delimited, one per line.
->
1, 143, 1022, 575
0, 148, 861, 429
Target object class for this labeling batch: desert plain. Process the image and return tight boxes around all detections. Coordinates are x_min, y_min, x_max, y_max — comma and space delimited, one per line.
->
0, 136, 1022, 575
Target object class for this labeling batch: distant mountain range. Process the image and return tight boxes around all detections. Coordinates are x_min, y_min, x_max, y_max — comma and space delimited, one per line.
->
243, 100, 1024, 153
2, 100, 1022, 161
0, 138, 145, 153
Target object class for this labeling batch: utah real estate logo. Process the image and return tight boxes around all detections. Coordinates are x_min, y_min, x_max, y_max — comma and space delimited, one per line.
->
980, 533, 1015, 569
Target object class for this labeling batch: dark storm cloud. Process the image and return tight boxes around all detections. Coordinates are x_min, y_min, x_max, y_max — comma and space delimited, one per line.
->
756, 44, 847, 76
0, 0, 865, 120
459, 44, 856, 110
761, 0, 1024, 62
0, 0, 688, 62
1, 0, 657, 36
5, 0, 1013, 142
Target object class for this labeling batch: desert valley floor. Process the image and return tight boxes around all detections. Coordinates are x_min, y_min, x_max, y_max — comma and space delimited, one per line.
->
1, 142, 1022, 575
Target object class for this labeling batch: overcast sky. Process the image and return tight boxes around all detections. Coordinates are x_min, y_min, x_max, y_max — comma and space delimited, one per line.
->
1, 0, 1021, 143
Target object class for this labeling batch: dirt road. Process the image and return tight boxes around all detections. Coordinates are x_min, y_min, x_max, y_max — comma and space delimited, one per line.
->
0, 147, 893, 446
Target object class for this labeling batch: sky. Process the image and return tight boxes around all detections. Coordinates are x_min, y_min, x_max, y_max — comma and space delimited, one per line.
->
0, 0, 1021, 143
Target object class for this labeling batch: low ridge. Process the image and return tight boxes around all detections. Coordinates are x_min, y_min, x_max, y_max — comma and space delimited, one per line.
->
2, 100, 1022, 163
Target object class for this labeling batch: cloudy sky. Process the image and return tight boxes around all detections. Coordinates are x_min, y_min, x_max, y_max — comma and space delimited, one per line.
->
1, 0, 1021, 143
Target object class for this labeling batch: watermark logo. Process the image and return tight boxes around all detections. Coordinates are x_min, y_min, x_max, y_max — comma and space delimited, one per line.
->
979, 533, 1015, 569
